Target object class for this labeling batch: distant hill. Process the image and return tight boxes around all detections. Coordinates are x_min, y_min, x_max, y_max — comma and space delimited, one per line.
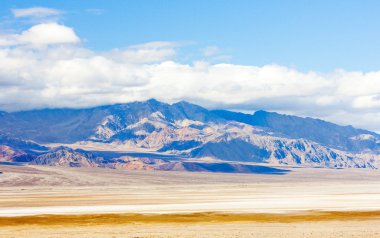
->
213, 109, 379, 152
0, 99, 379, 169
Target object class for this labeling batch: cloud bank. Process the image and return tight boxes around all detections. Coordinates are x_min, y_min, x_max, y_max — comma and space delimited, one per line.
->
0, 20, 379, 132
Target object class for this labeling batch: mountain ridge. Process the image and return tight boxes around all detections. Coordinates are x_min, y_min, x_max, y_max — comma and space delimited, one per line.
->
1, 99, 379, 170
213, 109, 378, 152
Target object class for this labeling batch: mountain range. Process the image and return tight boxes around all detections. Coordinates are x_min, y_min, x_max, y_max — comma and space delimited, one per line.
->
1, 99, 379, 172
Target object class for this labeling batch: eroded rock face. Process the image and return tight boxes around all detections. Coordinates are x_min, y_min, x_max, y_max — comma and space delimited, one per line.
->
0, 145, 22, 162
31, 147, 99, 167
0, 99, 379, 169
88, 116, 379, 169
0, 145, 36, 163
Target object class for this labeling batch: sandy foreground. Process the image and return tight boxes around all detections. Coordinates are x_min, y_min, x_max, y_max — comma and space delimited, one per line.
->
1, 164, 380, 237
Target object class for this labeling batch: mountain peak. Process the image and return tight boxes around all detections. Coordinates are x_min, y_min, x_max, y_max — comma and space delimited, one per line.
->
173, 100, 199, 107
1, 99, 380, 169
146, 98, 161, 104
0, 99, 379, 158
252, 110, 278, 117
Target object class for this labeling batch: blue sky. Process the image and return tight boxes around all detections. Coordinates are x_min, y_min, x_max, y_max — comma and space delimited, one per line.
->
1, 1, 380, 131
2, 0, 380, 72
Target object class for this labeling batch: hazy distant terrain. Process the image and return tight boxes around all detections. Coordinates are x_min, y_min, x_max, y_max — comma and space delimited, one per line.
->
1, 99, 380, 172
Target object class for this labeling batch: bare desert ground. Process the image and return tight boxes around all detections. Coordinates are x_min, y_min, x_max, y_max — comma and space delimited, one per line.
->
1, 164, 380, 237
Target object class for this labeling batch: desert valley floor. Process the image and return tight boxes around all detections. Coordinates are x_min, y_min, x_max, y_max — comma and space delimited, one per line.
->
1, 165, 380, 237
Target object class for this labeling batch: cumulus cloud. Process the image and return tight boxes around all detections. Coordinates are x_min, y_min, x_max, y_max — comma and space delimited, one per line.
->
0, 22, 380, 132
0, 23, 80, 47
12, 7, 61, 18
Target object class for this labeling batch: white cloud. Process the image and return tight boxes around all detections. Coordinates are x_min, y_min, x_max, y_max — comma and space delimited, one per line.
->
19, 23, 80, 46
12, 7, 61, 18
0, 35, 17, 47
202, 46, 220, 57
106, 41, 178, 63
0, 22, 380, 132
0, 23, 80, 47
352, 95, 380, 109
201, 46, 231, 62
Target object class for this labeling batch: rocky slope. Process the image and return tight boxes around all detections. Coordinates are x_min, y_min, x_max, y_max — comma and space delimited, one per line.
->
0, 143, 289, 174
213, 109, 380, 153
0, 99, 379, 169
31, 147, 100, 167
